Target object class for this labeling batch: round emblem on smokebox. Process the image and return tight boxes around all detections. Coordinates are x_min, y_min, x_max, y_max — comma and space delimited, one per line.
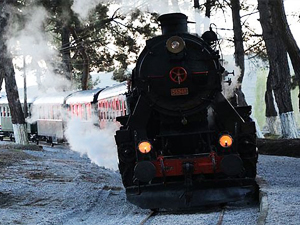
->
134, 161, 156, 183
169, 67, 187, 84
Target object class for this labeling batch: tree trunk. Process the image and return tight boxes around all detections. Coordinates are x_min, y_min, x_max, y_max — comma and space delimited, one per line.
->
0, 1, 6, 90
258, 0, 298, 138
194, 0, 200, 9
205, 0, 213, 18
3, 52, 29, 144
70, 27, 89, 90
0, 62, 4, 92
59, 1, 73, 86
265, 71, 281, 135
23, 57, 28, 118
271, 0, 300, 111
230, 0, 247, 106
61, 26, 73, 82
0, 1, 29, 144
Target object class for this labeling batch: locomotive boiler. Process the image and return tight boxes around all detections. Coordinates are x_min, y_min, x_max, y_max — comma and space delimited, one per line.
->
115, 13, 258, 209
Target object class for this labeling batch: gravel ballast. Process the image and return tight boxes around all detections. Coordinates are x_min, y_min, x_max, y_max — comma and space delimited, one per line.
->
257, 155, 300, 225
0, 142, 299, 224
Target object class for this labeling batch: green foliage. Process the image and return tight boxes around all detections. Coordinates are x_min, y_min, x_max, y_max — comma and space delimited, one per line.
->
112, 68, 131, 82
72, 71, 100, 90
58, 4, 158, 86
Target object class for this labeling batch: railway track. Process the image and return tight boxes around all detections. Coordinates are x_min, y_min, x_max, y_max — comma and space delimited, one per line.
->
136, 199, 261, 225
216, 207, 226, 225
138, 206, 228, 225
138, 210, 157, 225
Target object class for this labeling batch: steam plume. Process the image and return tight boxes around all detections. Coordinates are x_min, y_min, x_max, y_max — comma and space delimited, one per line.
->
64, 117, 119, 170
6, 6, 71, 93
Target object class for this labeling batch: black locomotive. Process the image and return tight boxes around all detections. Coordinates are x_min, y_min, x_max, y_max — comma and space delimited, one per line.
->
115, 13, 257, 209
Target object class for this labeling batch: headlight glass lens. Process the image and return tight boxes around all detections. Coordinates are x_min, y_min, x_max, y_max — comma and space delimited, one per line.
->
138, 141, 152, 153
171, 41, 180, 50
166, 36, 185, 53
219, 134, 233, 148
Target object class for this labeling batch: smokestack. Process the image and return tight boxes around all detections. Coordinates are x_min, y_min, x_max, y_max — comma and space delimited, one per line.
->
158, 13, 188, 35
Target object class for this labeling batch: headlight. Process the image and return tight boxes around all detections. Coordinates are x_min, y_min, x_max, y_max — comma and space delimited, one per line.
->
219, 134, 233, 148
166, 36, 185, 53
138, 141, 152, 154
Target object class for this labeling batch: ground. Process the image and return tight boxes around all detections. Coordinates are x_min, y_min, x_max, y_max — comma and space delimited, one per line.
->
0, 139, 299, 225
0, 143, 150, 225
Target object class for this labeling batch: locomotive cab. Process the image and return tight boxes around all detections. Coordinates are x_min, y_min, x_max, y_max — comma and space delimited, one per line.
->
115, 13, 258, 209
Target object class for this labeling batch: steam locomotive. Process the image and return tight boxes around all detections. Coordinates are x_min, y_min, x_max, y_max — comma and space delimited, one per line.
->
115, 13, 258, 209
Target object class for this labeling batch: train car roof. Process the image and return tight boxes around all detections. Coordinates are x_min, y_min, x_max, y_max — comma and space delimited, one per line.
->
33, 91, 74, 105
65, 88, 103, 105
0, 96, 37, 104
97, 82, 127, 101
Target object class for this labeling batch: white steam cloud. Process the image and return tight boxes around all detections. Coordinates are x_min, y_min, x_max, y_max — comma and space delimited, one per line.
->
221, 57, 242, 100
6, 6, 71, 93
5, 4, 120, 169
71, 0, 178, 20
64, 117, 119, 170
71, 0, 208, 35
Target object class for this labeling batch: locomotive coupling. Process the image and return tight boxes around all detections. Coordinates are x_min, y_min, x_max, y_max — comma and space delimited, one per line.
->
182, 162, 194, 174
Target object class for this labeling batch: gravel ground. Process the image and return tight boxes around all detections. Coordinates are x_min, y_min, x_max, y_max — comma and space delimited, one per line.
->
0, 142, 297, 225
145, 203, 258, 225
0, 143, 149, 225
257, 155, 300, 225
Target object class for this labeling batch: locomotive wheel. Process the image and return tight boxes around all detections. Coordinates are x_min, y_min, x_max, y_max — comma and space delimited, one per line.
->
118, 161, 135, 188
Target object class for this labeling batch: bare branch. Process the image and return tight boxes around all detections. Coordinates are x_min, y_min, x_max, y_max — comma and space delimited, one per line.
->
244, 39, 264, 53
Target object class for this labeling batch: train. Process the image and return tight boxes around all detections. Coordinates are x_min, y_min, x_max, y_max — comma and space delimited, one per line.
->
0, 83, 127, 145
0, 12, 258, 210
114, 13, 258, 209
0, 96, 37, 141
